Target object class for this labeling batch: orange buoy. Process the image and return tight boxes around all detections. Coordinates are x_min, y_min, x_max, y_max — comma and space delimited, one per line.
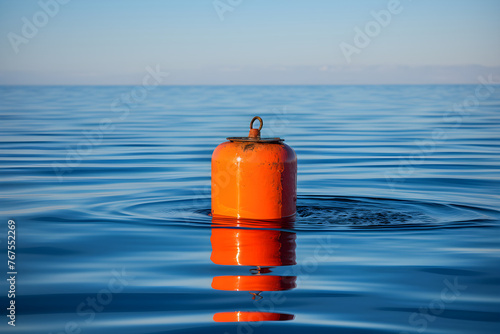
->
211, 116, 297, 220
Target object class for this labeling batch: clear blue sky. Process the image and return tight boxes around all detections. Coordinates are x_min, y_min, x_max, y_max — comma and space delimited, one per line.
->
0, 0, 499, 84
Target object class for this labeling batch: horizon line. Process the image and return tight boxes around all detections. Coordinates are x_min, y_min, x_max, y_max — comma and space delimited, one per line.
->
1, 83, 498, 87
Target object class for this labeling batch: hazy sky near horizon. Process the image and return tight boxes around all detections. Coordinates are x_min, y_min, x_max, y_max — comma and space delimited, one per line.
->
0, 0, 499, 85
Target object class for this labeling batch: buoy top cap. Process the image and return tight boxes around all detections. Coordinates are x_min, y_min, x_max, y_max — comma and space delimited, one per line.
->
227, 116, 284, 143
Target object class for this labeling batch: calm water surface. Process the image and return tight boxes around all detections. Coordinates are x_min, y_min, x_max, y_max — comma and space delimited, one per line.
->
0, 85, 499, 334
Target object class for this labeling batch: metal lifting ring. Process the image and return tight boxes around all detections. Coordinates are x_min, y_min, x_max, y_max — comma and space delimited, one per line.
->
250, 116, 263, 131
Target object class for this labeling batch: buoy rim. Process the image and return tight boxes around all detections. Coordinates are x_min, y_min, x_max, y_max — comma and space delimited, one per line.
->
226, 137, 284, 143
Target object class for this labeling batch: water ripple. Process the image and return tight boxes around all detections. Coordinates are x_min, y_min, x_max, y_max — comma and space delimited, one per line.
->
75, 195, 500, 231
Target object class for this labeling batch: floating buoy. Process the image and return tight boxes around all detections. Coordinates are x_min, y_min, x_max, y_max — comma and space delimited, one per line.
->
211, 116, 297, 220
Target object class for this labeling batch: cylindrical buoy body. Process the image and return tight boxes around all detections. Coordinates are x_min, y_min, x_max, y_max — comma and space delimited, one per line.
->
211, 116, 297, 220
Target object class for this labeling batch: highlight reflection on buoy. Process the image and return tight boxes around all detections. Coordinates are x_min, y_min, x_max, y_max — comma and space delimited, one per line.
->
211, 216, 296, 322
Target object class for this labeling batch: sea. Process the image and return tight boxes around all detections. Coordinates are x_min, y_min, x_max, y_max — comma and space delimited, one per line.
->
0, 84, 499, 333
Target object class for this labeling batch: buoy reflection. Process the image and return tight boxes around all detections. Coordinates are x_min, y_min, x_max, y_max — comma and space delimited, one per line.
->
211, 215, 296, 322
213, 311, 294, 322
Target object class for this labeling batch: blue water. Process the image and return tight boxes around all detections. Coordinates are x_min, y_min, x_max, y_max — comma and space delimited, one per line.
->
1, 85, 499, 334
